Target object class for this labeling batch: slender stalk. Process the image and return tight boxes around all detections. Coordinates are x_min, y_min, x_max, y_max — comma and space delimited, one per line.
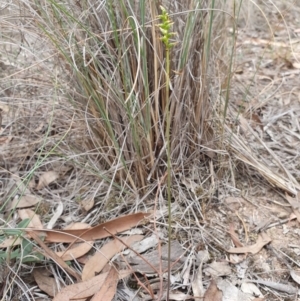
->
165, 45, 172, 301
158, 7, 175, 300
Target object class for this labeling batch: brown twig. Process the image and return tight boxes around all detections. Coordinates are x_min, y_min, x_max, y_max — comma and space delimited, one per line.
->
103, 228, 160, 275
120, 252, 155, 299
28, 231, 81, 281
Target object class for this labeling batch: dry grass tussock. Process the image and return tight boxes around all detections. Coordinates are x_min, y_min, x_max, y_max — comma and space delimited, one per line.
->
46, 0, 214, 193
0, 0, 300, 300
1, 0, 225, 199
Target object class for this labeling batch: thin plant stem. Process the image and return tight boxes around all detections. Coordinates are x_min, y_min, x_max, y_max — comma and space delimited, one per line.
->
158, 6, 175, 300
165, 45, 172, 301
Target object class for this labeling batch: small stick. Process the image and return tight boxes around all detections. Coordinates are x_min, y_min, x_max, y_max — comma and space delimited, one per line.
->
103, 227, 159, 275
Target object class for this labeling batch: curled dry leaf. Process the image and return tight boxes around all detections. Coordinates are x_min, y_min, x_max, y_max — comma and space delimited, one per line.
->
224, 197, 244, 211
204, 279, 222, 301
127, 240, 185, 275
204, 262, 232, 277
241, 282, 263, 297
7, 195, 40, 210
18, 209, 43, 229
217, 279, 253, 301
53, 270, 132, 301
228, 254, 247, 264
82, 235, 143, 281
36, 171, 59, 190
90, 266, 118, 301
290, 270, 300, 285
33, 212, 150, 243
76, 255, 90, 264
227, 233, 271, 255
0, 237, 22, 248
33, 268, 59, 297
129, 234, 158, 254
56, 222, 94, 261
80, 198, 95, 212
228, 223, 243, 248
